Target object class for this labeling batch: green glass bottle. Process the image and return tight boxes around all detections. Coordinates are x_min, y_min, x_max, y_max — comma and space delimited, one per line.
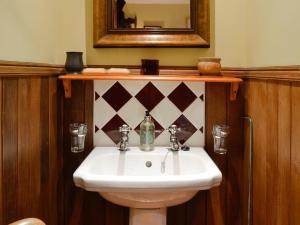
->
140, 111, 155, 151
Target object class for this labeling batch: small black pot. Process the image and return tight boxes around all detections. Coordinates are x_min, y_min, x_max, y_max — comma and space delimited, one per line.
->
65, 52, 84, 74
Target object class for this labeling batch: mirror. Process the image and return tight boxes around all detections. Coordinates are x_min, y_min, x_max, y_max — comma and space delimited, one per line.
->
113, 0, 191, 29
94, 0, 209, 47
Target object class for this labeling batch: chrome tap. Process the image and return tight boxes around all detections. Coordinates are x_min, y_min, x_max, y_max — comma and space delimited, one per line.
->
119, 124, 131, 151
167, 124, 181, 151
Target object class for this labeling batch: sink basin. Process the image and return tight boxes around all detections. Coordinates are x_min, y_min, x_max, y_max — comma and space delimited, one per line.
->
73, 146, 222, 208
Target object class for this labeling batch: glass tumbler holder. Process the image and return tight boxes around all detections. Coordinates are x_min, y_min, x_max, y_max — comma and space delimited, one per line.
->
212, 124, 230, 154
69, 123, 87, 153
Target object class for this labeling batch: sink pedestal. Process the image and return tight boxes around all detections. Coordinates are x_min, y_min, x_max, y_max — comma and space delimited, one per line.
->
130, 208, 166, 225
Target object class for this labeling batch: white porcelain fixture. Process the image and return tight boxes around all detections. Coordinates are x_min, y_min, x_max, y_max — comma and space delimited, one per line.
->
74, 147, 222, 225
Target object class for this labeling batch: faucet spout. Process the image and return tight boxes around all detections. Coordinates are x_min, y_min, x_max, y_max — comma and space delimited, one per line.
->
167, 124, 181, 151
119, 124, 131, 151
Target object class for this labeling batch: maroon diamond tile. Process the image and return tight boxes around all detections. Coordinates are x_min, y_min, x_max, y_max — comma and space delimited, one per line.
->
102, 115, 128, 144
172, 115, 197, 144
135, 82, 164, 111
95, 91, 100, 101
95, 125, 100, 133
102, 82, 132, 111
200, 94, 204, 101
168, 83, 197, 112
200, 126, 204, 133
134, 116, 164, 138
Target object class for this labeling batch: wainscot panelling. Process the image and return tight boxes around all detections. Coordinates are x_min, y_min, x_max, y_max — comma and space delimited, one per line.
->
205, 83, 245, 225
59, 80, 130, 225
0, 62, 61, 225
2, 62, 300, 225
242, 78, 300, 225
61, 80, 245, 225
62, 66, 300, 225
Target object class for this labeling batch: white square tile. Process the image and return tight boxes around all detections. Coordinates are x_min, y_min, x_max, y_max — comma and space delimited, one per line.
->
119, 80, 148, 96
94, 98, 116, 129
93, 81, 206, 147
94, 130, 116, 147
151, 81, 180, 96
129, 131, 140, 147
118, 98, 146, 128
185, 82, 205, 97
94, 80, 116, 96
150, 98, 182, 129
154, 130, 170, 146
183, 98, 205, 128
184, 130, 204, 147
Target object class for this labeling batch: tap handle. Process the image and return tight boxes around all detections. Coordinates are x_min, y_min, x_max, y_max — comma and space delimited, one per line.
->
167, 124, 181, 135
119, 124, 132, 134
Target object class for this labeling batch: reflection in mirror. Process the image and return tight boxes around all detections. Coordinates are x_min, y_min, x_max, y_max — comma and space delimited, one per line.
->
113, 0, 191, 29
94, 0, 209, 47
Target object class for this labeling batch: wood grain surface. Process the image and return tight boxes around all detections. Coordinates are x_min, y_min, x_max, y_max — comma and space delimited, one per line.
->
0, 77, 58, 224
0, 62, 59, 225
243, 79, 300, 225
1, 61, 300, 225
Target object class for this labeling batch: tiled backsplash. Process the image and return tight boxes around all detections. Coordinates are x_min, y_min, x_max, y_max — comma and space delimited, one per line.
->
94, 80, 205, 147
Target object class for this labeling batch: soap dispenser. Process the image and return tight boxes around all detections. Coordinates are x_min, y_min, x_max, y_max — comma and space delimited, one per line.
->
140, 111, 155, 151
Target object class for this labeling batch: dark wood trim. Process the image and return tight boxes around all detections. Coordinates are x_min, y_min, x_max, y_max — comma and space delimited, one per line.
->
223, 65, 300, 71
223, 65, 300, 81
0, 60, 63, 67
223, 70, 300, 81
87, 64, 300, 81
1, 60, 300, 81
0, 61, 64, 77
0, 78, 2, 225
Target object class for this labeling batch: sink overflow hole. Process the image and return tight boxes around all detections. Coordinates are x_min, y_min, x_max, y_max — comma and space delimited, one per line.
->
145, 161, 152, 167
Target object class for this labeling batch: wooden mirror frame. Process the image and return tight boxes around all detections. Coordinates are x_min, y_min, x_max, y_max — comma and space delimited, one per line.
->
93, 0, 210, 47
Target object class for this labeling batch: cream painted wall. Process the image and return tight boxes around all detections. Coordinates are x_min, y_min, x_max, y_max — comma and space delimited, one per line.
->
86, 0, 249, 67
247, 0, 300, 67
54, 0, 86, 64
0, 0, 248, 67
85, 0, 215, 66
215, 0, 247, 67
0, 0, 86, 64
0, 0, 59, 63
2, 0, 299, 67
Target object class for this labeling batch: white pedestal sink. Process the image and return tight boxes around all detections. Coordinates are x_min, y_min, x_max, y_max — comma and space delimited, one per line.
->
73, 147, 222, 225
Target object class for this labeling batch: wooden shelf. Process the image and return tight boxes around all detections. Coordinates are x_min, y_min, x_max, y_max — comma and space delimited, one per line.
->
58, 73, 243, 100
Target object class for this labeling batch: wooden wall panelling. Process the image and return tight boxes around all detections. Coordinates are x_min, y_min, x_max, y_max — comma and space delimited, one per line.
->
225, 82, 244, 225
167, 203, 188, 225
265, 81, 279, 225
82, 81, 112, 225
186, 193, 207, 225
205, 83, 228, 225
0, 75, 59, 225
60, 81, 243, 225
244, 79, 268, 225
291, 82, 300, 225
40, 77, 50, 222
241, 81, 250, 225
277, 81, 291, 225
105, 202, 129, 225
61, 80, 87, 225
17, 78, 41, 219
243, 79, 298, 225
61, 80, 131, 225
0, 61, 63, 76
0, 78, 2, 225
48, 77, 59, 225
2, 78, 19, 223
